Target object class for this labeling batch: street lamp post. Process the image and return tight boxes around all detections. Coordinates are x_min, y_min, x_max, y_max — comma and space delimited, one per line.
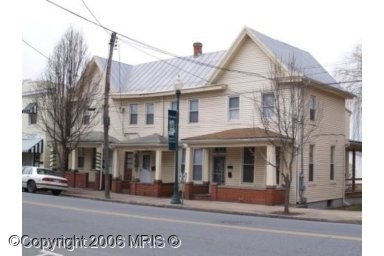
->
170, 79, 182, 204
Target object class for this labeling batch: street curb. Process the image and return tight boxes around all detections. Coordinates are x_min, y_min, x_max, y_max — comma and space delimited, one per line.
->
61, 193, 362, 225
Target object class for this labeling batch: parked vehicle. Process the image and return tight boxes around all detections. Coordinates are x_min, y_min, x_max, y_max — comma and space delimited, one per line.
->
22, 166, 68, 196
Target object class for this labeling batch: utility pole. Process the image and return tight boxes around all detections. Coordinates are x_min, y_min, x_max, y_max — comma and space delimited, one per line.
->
104, 32, 117, 199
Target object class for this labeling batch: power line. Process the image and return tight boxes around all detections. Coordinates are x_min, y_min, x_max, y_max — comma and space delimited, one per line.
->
46, 0, 360, 88
80, 0, 110, 36
22, 39, 49, 59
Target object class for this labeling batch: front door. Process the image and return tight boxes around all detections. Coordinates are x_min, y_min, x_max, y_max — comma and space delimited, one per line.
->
213, 156, 225, 185
140, 154, 151, 183
124, 152, 133, 181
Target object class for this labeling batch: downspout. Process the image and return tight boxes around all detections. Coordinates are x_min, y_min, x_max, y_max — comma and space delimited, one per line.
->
161, 96, 165, 137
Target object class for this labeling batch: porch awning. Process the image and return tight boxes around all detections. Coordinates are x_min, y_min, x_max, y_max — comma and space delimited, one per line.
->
22, 136, 43, 153
182, 128, 287, 145
22, 102, 37, 114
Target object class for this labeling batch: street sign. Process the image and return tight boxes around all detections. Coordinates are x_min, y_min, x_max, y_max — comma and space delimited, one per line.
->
168, 109, 177, 150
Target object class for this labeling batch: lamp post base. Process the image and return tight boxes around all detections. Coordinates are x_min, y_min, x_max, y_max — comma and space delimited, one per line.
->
170, 192, 181, 204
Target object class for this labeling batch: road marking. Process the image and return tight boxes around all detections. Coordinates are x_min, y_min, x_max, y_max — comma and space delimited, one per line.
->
23, 200, 361, 241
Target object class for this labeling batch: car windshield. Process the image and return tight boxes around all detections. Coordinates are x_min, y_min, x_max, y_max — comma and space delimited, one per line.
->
36, 168, 56, 176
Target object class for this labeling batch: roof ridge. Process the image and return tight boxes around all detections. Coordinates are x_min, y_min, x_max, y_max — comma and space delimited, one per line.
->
246, 27, 310, 54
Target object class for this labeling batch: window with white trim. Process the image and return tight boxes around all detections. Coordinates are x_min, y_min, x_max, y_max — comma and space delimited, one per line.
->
309, 95, 316, 121
228, 96, 239, 120
330, 146, 335, 180
146, 103, 154, 125
309, 144, 315, 181
130, 104, 138, 125
189, 99, 199, 123
262, 93, 274, 117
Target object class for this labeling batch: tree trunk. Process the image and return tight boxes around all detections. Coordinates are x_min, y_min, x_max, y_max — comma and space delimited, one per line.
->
284, 178, 291, 214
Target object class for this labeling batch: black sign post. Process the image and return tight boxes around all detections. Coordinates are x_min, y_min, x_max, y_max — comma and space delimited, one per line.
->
168, 109, 177, 151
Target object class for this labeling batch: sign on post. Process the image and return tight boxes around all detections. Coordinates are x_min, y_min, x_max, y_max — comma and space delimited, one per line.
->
168, 109, 177, 150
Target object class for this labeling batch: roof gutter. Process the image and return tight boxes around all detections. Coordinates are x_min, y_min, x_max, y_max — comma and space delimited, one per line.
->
110, 84, 227, 99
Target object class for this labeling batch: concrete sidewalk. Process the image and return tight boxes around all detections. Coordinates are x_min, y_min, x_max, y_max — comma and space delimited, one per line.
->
62, 187, 362, 224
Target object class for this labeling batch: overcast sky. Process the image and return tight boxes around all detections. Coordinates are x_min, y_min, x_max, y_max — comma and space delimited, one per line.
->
22, 0, 363, 81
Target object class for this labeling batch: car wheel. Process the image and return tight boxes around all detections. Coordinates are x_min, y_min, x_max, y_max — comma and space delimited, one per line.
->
52, 190, 62, 196
27, 180, 37, 193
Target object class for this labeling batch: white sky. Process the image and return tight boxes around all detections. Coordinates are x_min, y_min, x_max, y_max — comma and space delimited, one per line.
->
22, 0, 364, 80
1, 1, 383, 254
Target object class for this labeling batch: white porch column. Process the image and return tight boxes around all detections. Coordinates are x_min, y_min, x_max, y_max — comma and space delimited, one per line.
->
266, 145, 276, 187
202, 148, 209, 183
112, 149, 119, 178
184, 147, 192, 182
155, 150, 162, 181
70, 149, 77, 170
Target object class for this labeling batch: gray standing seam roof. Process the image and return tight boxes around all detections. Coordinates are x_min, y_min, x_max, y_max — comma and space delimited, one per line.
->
95, 51, 226, 94
94, 27, 339, 95
248, 28, 338, 86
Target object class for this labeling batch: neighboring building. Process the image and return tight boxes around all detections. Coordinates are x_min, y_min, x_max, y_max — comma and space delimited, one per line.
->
23, 27, 355, 208
22, 80, 47, 167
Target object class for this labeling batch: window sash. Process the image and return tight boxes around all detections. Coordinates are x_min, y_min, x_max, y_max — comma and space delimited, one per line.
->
229, 96, 239, 120
310, 95, 316, 121
262, 93, 274, 117
146, 103, 154, 125
130, 104, 138, 125
330, 146, 335, 180
309, 145, 314, 181
189, 100, 199, 123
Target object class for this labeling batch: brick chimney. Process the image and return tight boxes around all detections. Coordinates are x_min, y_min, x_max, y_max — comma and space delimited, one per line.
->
193, 42, 203, 57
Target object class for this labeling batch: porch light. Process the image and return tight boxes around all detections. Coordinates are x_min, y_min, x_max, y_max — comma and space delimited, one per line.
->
170, 78, 182, 204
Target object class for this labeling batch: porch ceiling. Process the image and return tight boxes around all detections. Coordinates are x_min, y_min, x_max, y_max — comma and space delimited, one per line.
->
182, 128, 286, 145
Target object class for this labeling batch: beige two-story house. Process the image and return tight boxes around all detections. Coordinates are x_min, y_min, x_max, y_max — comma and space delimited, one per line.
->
44, 27, 354, 208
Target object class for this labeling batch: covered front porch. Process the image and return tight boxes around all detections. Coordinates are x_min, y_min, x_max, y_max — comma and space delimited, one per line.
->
181, 128, 286, 205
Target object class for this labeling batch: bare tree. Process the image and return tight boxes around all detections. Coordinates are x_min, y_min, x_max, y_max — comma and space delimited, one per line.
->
35, 27, 101, 171
256, 58, 322, 214
334, 43, 362, 140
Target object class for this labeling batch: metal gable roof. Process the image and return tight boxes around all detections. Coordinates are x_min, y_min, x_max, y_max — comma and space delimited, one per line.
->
95, 51, 226, 94
247, 28, 338, 86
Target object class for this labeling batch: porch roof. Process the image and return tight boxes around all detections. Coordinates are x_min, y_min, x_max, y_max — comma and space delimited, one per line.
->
114, 133, 168, 148
182, 128, 285, 145
79, 131, 119, 143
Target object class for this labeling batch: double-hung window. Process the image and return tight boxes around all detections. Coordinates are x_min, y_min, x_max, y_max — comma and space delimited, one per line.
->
330, 146, 335, 180
189, 99, 199, 123
130, 104, 138, 125
309, 95, 316, 121
146, 103, 154, 125
262, 93, 275, 117
228, 96, 239, 120
309, 144, 315, 181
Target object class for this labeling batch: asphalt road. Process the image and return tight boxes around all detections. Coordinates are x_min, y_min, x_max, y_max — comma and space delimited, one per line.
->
20, 192, 361, 256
